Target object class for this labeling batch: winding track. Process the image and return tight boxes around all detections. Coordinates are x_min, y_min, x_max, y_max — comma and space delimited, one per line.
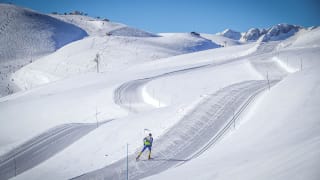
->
114, 79, 154, 113
114, 41, 287, 114
0, 120, 112, 180
73, 80, 278, 180
77, 42, 286, 180
114, 59, 246, 113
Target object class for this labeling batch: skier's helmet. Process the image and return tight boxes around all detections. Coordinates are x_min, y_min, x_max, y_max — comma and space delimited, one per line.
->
149, 133, 152, 136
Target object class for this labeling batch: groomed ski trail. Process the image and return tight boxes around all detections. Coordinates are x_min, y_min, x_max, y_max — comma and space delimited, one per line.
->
0, 120, 112, 180
73, 80, 277, 180
114, 55, 257, 113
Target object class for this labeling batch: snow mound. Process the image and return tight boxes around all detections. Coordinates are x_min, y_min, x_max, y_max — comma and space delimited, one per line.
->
0, 4, 87, 61
241, 24, 301, 42
158, 33, 220, 52
201, 34, 241, 46
217, 29, 242, 40
108, 26, 159, 37
284, 26, 320, 48
177, 33, 221, 52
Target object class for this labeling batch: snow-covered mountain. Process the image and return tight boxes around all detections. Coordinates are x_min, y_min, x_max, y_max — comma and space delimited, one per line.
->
0, 3, 319, 180
216, 24, 302, 43
216, 28, 242, 40
241, 24, 301, 42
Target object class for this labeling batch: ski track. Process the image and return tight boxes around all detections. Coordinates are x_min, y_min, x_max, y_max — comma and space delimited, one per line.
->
114, 56, 254, 113
249, 41, 290, 79
114, 79, 154, 113
114, 41, 286, 114
0, 120, 113, 180
73, 80, 278, 180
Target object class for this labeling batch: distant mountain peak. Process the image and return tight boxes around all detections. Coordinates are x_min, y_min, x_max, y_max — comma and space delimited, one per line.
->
216, 24, 303, 42
217, 29, 241, 40
241, 23, 302, 42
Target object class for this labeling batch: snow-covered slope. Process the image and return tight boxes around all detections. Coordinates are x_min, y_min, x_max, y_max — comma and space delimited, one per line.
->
0, 4, 87, 97
280, 26, 320, 48
1, 25, 318, 179
0, 4, 87, 61
145, 66, 320, 180
12, 33, 219, 89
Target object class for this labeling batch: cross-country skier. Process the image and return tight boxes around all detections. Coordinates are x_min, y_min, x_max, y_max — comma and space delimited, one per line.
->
136, 133, 153, 160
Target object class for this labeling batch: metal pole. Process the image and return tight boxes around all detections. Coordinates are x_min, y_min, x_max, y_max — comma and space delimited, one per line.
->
95, 53, 100, 73
14, 156, 17, 176
96, 106, 99, 128
233, 108, 236, 129
267, 72, 270, 90
97, 55, 100, 73
126, 143, 129, 180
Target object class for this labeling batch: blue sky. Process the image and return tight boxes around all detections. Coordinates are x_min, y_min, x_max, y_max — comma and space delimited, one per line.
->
2, 0, 320, 33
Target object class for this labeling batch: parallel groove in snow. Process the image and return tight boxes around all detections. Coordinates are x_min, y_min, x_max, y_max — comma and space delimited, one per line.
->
0, 121, 113, 180
113, 52, 258, 113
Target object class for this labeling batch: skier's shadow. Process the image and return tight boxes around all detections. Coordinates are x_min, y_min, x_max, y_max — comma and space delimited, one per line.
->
141, 158, 188, 162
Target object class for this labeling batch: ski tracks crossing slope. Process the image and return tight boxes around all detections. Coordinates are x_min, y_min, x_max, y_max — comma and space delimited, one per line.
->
0, 120, 113, 180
